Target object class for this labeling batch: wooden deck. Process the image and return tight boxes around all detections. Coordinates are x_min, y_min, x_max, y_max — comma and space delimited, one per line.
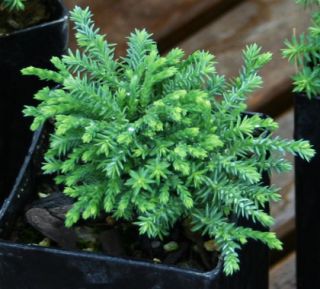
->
64, 1, 308, 287
270, 253, 296, 289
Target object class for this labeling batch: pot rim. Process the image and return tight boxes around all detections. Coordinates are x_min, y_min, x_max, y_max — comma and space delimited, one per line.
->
294, 92, 320, 102
0, 239, 223, 280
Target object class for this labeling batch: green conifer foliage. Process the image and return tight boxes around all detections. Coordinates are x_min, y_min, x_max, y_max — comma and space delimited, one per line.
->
283, 0, 320, 98
296, 0, 320, 5
1, 0, 24, 10
22, 6, 315, 275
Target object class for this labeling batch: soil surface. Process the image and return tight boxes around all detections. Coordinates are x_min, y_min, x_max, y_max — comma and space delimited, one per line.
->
0, 0, 52, 36
9, 178, 219, 272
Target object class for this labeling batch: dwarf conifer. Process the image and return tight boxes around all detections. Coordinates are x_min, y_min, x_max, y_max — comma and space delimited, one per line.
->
23, 6, 315, 275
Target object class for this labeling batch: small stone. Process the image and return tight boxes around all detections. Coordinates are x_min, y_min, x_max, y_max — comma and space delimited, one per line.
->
204, 240, 217, 252
151, 240, 161, 249
105, 216, 116, 226
38, 238, 50, 247
163, 241, 179, 252
7, 19, 20, 29
163, 242, 188, 264
83, 247, 95, 252
153, 258, 161, 263
38, 192, 49, 199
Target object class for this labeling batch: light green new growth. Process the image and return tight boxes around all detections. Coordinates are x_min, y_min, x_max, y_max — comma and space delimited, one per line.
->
22, 6, 315, 275
1, 0, 24, 10
283, 0, 320, 98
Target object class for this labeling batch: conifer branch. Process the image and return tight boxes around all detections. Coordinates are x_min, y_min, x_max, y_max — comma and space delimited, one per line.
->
1, 0, 24, 10
283, 0, 320, 97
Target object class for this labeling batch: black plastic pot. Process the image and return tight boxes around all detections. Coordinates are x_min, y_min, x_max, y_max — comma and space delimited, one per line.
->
0, 0, 68, 202
294, 93, 320, 289
0, 123, 269, 289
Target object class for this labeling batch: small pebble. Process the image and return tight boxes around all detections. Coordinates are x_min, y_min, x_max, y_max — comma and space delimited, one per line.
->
204, 240, 217, 252
153, 258, 161, 263
151, 240, 161, 249
83, 247, 95, 252
7, 19, 20, 29
38, 238, 50, 247
163, 241, 179, 252
38, 192, 49, 198
105, 216, 116, 226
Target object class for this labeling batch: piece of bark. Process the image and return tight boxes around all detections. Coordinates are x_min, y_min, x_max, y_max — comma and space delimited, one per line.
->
47, 205, 72, 221
25, 208, 77, 250
29, 192, 74, 210
27, 192, 73, 221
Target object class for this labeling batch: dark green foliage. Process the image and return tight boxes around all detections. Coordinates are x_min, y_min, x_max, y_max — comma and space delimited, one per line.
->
283, 0, 320, 98
23, 6, 315, 275
1, 0, 24, 10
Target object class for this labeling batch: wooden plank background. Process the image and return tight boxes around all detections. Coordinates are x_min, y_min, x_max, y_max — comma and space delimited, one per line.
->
178, 0, 310, 114
64, 0, 242, 54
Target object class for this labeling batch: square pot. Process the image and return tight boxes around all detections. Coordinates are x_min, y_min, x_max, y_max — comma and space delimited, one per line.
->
0, 0, 68, 201
0, 123, 269, 289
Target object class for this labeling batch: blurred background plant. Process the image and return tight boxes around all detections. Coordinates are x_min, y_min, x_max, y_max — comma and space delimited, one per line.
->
283, 0, 320, 98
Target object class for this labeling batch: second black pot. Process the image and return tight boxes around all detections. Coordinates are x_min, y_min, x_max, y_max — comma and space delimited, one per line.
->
0, 0, 68, 202
294, 93, 320, 289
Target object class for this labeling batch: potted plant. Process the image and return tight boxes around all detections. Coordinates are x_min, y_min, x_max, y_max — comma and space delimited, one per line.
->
283, 1, 320, 288
0, 6, 315, 289
0, 0, 68, 202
